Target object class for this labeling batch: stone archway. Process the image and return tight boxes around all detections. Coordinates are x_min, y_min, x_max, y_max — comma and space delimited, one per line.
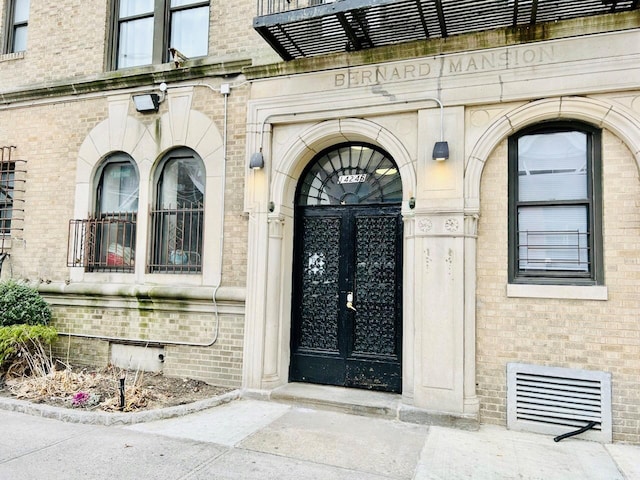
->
465, 96, 640, 209
243, 117, 417, 395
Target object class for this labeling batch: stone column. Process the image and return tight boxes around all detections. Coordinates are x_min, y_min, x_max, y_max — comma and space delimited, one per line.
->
402, 211, 416, 403
463, 211, 480, 416
262, 213, 285, 386
412, 212, 466, 414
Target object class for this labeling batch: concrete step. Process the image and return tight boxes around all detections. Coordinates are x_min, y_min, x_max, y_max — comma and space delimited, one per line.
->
263, 382, 480, 430
269, 383, 401, 419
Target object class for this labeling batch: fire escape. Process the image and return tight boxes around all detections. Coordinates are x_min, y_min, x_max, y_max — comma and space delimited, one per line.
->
254, 0, 639, 61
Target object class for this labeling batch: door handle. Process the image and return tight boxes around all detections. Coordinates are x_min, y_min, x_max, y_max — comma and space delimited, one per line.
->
346, 291, 356, 311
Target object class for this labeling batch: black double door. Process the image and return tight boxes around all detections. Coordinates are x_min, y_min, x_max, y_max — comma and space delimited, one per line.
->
290, 204, 403, 393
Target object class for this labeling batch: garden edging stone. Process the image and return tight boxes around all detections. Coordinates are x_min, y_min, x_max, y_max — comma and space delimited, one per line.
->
0, 389, 241, 425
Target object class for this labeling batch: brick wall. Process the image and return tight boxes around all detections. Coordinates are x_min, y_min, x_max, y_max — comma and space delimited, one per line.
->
477, 129, 640, 444
0, 0, 275, 91
50, 302, 244, 388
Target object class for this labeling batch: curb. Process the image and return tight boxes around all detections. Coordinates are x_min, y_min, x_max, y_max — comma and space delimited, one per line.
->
0, 389, 242, 426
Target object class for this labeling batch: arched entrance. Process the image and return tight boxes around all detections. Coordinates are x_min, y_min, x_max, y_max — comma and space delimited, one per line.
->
289, 142, 403, 393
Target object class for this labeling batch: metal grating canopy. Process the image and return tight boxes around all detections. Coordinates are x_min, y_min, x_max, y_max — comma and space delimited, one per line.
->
254, 0, 639, 60
507, 363, 612, 442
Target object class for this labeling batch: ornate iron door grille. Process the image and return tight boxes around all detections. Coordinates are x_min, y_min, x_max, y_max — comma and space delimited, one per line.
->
290, 143, 402, 393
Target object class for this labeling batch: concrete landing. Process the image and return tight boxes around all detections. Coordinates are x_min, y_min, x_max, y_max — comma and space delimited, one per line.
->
267, 383, 479, 429
269, 382, 401, 419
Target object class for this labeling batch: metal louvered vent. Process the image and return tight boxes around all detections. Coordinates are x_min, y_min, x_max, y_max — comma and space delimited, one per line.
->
507, 363, 612, 442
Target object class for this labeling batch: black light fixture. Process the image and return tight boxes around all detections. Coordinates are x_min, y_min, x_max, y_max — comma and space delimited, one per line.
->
132, 93, 160, 113
432, 141, 449, 162
250, 149, 265, 169
430, 98, 449, 161
249, 118, 271, 170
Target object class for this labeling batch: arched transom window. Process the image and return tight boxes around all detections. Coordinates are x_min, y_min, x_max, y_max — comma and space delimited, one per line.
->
297, 143, 402, 206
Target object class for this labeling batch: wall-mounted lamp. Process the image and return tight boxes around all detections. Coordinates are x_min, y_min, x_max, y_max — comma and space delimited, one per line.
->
430, 98, 449, 161
249, 117, 271, 170
132, 83, 167, 114
432, 141, 449, 161
132, 93, 160, 113
250, 149, 265, 169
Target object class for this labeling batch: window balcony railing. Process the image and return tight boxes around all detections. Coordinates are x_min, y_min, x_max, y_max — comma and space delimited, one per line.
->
518, 229, 590, 273
68, 214, 136, 273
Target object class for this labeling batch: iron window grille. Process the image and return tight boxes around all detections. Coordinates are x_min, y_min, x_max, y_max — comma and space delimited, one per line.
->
68, 213, 137, 273
148, 202, 203, 273
0, 145, 25, 254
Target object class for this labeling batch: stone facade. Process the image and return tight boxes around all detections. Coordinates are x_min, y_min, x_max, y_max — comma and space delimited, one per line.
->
1, 0, 639, 444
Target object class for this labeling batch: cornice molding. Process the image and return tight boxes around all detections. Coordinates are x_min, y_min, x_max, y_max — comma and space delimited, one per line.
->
0, 58, 252, 105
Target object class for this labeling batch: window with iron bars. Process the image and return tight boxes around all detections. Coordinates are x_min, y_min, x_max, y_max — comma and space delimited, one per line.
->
148, 151, 204, 273
148, 202, 203, 273
68, 213, 137, 272
0, 162, 14, 236
1, 145, 25, 254
68, 155, 138, 272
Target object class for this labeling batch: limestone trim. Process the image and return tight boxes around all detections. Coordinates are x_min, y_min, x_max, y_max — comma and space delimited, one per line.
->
243, 116, 417, 391
270, 118, 417, 210
464, 95, 640, 208
506, 284, 608, 301
72, 88, 225, 287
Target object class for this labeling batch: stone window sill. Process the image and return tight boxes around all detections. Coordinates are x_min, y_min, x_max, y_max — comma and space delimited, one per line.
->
506, 283, 608, 300
0, 51, 25, 63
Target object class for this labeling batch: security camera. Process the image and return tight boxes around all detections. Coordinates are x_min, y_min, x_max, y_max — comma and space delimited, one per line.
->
169, 47, 188, 68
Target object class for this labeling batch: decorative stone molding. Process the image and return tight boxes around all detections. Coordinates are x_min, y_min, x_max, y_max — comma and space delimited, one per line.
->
465, 96, 640, 206
444, 218, 460, 233
417, 218, 433, 233
270, 117, 417, 209
415, 214, 467, 237
268, 214, 285, 238
464, 213, 480, 238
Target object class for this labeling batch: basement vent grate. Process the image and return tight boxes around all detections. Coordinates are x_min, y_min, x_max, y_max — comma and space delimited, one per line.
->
507, 363, 612, 442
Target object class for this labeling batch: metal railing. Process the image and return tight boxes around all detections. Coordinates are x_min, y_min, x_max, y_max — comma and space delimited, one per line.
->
68, 213, 137, 272
148, 202, 203, 273
518, 229, 589, 271
0, 145, 26, 254
256, 0, 323, 16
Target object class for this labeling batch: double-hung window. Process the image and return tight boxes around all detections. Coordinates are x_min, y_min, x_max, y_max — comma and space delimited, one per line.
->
508, 122, 603, 285
112, 0, 210, 69
5, 0, 29, 53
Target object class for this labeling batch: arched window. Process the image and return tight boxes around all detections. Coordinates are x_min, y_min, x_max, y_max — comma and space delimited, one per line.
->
149, 148, 204, 273
508, 121, 603, 285
297, 143, 402, 206
91, 153, 139, 271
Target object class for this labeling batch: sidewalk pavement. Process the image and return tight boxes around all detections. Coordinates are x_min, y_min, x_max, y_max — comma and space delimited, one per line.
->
1, 390, 639, 479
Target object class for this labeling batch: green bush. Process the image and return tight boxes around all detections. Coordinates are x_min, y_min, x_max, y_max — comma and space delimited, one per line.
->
0, 280, 52, 327
0, 324, 58, 378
